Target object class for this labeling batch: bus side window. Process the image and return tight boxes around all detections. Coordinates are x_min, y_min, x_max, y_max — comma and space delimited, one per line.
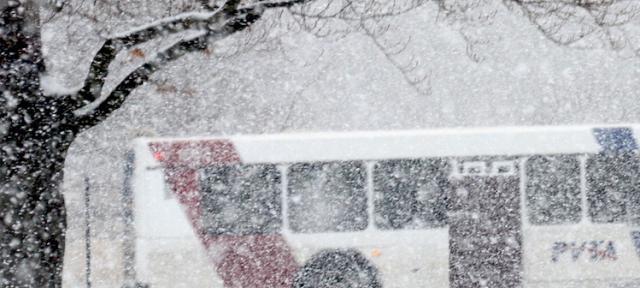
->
587, 153, 640, 224
200, 164, 282, 235
373, 158, 448, 230
287, 161, 368, 233
526, 155, 581, 225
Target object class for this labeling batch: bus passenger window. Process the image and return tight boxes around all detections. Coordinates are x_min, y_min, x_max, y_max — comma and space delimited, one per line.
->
526, 155, 581, 225
200, 165, 282, 235
287, 161, 367, 233
587, 153, 640, 224
374, 159, 448, 230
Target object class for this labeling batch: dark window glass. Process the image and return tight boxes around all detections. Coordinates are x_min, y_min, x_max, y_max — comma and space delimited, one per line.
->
287, 161, 367, 233
200, 164, 281, 235
374, 159, 448, 230
526, 155, 581, 225
587, 153, 640, 224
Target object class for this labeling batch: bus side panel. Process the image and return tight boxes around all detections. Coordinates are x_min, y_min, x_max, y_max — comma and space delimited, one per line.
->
133, 142, 223, 287
523, 224, 640, 286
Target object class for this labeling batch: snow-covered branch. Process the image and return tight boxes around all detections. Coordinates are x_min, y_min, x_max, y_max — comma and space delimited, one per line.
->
73, 32, 210, 129
70, 10, 222, 109
69, 0, 307, 130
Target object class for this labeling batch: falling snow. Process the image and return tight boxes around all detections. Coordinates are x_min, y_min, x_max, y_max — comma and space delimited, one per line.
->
4, 0, 640, 287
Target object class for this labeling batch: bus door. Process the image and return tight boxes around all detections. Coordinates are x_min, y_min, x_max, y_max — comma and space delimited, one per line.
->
448, 158, 522, 288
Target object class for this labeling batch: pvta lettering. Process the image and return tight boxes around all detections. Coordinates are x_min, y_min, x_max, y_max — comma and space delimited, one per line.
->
551, 241, 617, 262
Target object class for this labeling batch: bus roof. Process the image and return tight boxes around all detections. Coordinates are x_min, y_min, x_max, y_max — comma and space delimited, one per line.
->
134, 124, 640, 164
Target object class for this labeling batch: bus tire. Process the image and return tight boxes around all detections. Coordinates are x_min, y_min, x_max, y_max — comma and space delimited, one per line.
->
292, 249, 382, 288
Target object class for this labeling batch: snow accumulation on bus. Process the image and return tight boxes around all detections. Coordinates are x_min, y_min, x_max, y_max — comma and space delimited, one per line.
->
123, 125, 640, 288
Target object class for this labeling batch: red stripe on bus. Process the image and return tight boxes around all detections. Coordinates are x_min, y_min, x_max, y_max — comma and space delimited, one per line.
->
149, 140, 299, 287
149, 140, 242, 168
205, 236, 298, 288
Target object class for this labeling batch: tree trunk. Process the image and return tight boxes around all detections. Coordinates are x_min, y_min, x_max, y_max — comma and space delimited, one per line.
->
0, 149, 70, 288
1, 1, 76, 287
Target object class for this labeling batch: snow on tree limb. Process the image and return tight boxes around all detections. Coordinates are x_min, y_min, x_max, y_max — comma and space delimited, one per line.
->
73, 31, 210, 129
69, 0, 308, 130
70, 10, 221, 108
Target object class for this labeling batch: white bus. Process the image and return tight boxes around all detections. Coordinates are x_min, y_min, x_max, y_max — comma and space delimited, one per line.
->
124, 125, 640, 288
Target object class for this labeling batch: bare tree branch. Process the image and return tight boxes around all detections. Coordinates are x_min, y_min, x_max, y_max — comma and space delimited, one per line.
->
506, 0, 640, 49
289, 0, 426, 22
360, 20, 431, 96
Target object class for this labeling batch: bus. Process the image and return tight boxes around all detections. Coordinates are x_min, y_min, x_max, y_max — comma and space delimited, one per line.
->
124, 125, 640, 288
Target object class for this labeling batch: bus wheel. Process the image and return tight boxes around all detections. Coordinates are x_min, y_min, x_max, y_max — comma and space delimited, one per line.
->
292, 249, 381, 288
